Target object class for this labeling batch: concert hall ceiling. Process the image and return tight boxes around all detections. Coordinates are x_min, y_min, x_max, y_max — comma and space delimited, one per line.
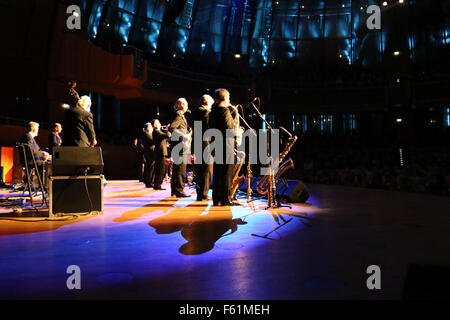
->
83, 0, 450, 68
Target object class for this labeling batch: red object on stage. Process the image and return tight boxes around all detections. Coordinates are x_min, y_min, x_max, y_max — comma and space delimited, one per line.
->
1, 146, 14, 184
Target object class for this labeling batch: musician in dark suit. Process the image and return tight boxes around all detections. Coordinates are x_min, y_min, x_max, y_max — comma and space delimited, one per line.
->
63, 95, 97, 147
151, 119, 171, 190
48, 123, 62, 155
142, 122, 155, 188
191, 94, 214, 201
169, 98, 191, 197
208, 89, 237, 206
18, 122, 51, 164
134, 137, 145, 182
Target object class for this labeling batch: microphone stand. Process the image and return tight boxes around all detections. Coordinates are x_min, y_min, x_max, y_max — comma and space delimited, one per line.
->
249, 100, 292, 209
235, 105, 256, 202
248, 100, 277, 209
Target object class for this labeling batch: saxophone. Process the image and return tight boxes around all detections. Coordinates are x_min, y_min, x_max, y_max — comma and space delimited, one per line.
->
257, 127, 297, 195
230, 150, 246, 199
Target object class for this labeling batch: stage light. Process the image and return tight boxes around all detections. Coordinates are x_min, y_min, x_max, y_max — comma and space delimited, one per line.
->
382, 1, 388, 6
396, 118, 403, 123
234, 54, 241, 59
61, 104, 70, 109
393, 51, 401, 56
399, 0, 404, 3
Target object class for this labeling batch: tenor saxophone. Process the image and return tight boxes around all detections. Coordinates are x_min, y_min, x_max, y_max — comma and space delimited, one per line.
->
257, 127, 297, 195
230, 150, 246, 198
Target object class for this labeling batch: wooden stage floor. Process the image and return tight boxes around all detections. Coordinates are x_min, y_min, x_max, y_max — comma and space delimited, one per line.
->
0, 180, 449, 299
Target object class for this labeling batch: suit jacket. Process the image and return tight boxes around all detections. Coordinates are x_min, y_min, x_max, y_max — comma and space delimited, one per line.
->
142, 132, 155, 161
169, 110, 190, 155
153, 129, 171, 157
18, 133, 45, 164
63, 106, 96, 147
68, 88, 80, 108
208, 103, 235, 133
48, 131, 62, 154
208, 102, 236, 162
191, 105, 210, 153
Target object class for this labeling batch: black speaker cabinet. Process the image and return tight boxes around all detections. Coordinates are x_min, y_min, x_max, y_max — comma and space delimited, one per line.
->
277, 180, 310, 203
52, 147, 104, 176
49, 175, 104, 217
239, 178, 309, 203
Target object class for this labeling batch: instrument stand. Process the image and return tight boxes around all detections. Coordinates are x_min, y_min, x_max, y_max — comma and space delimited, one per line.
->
273, 195, 292, 209
17, 143, 47, 208
265, 197, 291, 209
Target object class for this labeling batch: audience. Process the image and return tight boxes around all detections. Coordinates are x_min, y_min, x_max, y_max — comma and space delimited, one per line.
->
288, 133, 450, 196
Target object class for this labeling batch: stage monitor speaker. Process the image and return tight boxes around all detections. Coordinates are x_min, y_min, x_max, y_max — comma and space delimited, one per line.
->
239, 178, 309, 203
239, 176, 261, 192
49, 175, 104, 217
52, 147, 104, 176
277, 180, 310, 203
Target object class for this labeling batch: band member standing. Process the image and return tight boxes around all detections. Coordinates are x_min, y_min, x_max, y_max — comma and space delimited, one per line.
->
169, 98, 191, 198
134, 137, 145, 182
151, 119, 171, 190
48, 123, 62, 155
208, 89, 237, 206
191, 94, 214, 201
63, 95, 97, 147
142, 122, 155, 188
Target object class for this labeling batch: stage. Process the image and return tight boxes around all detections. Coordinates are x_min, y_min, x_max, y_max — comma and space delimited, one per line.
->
0, 181, 449, 300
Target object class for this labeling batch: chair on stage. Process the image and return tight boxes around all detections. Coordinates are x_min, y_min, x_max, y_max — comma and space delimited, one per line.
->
16, 142, 47, 206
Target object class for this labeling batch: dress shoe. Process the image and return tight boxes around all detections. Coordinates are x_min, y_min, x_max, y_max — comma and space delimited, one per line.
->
223, 201, 240, 206
175, 193, 189, 198
154, 187, 165, 190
